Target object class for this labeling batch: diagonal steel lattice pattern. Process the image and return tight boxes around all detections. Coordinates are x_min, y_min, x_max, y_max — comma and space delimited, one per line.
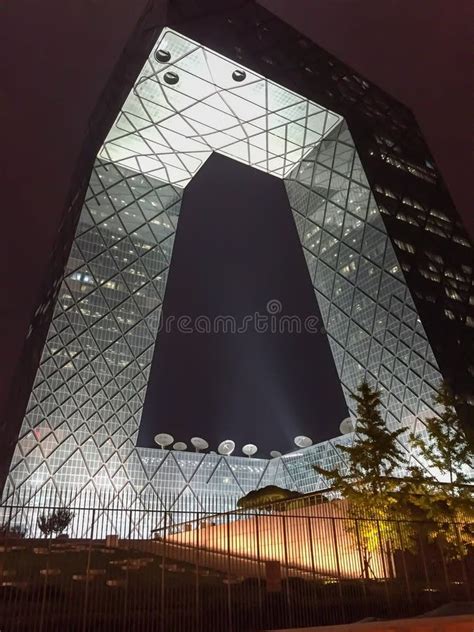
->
99, 29, 342, 185
284, 123, 442, 440
3, 29, 443, 534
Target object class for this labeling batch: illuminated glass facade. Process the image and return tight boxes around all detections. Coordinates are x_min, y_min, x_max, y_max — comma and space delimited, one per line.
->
284, 123, 443, 445
170, 0, 473, 433
2, 30, 355, 527
2, 2, 472, 534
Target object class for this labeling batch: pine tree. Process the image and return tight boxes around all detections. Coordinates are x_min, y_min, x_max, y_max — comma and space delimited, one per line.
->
314, 380, 407, 508
313, 380, 410, 577
407, 381, 474, 556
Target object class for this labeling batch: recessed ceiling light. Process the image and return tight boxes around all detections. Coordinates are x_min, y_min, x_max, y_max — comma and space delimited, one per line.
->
164, 71, 179, 85
155, 49, 171, 63
232, 69, 246, 82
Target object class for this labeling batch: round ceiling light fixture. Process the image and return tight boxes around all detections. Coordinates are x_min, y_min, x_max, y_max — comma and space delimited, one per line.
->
270, 450, 282, 459
163, 71, 179, 85
154, 49, 171, 63
232, 69, 246, 82
173, 442, 187, 451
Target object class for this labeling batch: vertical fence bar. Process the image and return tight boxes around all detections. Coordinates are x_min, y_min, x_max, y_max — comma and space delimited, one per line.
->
436, 534, 452, 600
307, 515, 317, 582
453, 520, 472, 600
82, 526, 92, 632
6, 493, 13, 533
90, 505, 96, 542
226, 509, 232, 632
160, 502, 166, 632
330, 516, 345, 621
255, 510, 263, 628
195, 496, 200, 631
281, 511, 292, 628
395, 519, 412, 607
375, 518, 392, 616
417, 527, 434, 607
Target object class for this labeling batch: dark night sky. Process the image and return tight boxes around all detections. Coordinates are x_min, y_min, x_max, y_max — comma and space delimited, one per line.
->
1, 1, 472, 456
138, 155, 347, 454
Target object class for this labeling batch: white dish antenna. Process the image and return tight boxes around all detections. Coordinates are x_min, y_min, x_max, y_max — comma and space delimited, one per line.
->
217, 439, 235, 456
242, 444, 258, 457
339, 417, 355, 435
270, 450, 282, 458
173, 442, 187, 451
154, 433, 174, 449
294, 435, 313, 449
191, 437, 209, 452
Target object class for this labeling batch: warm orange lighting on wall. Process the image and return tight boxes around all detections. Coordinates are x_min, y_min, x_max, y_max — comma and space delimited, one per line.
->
166, 501, 390, 579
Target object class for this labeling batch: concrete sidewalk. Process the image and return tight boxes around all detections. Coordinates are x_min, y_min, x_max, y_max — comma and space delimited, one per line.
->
273, 614, 474, 631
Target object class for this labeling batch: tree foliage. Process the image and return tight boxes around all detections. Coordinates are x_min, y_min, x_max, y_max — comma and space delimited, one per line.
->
313, 379, 474, 568
314, 380, 407, 510
313, 380, 411, 576
37, 507, 75, 537
404, 381, 474, 557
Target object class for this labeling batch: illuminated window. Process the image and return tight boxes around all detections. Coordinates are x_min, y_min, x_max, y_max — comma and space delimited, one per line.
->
453, 234, 471, 247
420, 269, 440, 282
394, 239, 415, 254
426, 222, 449, 238
445, 287, 461, 301
429, 208, 450, 222
396, 211, 418, 227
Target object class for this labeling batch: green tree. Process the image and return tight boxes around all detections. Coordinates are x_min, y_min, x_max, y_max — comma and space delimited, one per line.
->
313, 380, 410, 577
406, 381, 474, 557
314, 380, 407, 505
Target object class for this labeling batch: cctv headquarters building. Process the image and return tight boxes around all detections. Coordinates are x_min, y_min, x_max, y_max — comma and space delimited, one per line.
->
1, 1, 472, 536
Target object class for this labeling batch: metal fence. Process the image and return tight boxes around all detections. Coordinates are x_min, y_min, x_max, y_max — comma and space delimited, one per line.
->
0, 489, 472, 631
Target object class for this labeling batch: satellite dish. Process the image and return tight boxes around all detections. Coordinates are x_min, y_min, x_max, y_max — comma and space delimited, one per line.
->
154, 433, 174, 449
242, 444, 258, 457
191, 437, 209, 452
217, 439, 235, 456
270, 450, 282, 458
294, 435, 313, 449
339, 417, 355, 435
173, 442, 187, 451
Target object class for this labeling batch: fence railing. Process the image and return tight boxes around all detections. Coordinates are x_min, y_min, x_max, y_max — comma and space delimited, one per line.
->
0, 489, 472, 631
0, 485, 335, 540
